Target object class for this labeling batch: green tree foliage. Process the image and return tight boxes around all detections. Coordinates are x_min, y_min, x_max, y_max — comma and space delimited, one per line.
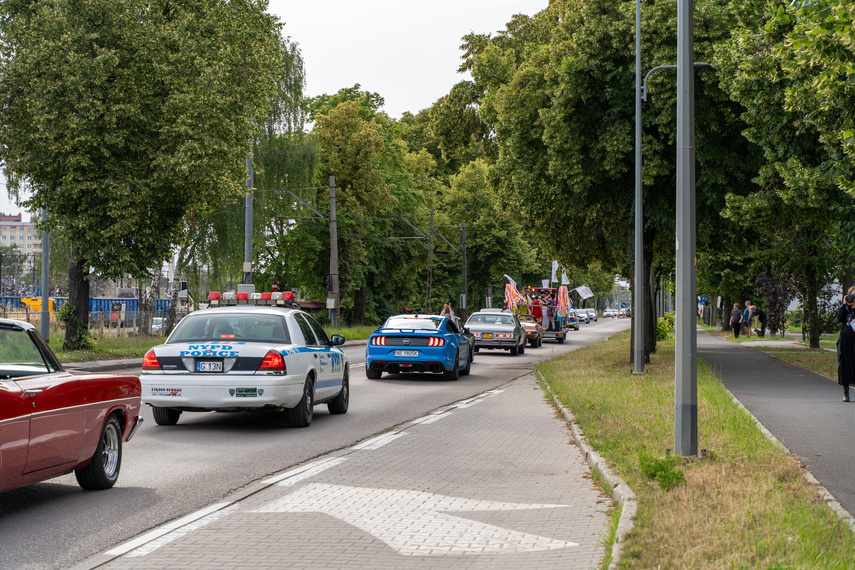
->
461, 0, 761, 361
0, 0, 281, 348
715, 0, 855, 347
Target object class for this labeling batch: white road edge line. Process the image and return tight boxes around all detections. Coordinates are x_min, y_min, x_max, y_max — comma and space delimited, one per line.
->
351, 430, 407, 450
106, 502, 234, 556
263, 456, 346, 485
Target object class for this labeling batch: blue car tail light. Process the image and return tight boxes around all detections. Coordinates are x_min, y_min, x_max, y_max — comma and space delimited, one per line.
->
371, 336, 387, 346
427, 337, 445, 347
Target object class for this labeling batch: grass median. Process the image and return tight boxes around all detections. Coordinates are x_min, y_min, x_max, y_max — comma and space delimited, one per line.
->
538, 329, 855, 568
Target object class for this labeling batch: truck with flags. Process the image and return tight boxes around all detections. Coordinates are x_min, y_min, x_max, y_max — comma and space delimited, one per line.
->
504, 281, 574, 343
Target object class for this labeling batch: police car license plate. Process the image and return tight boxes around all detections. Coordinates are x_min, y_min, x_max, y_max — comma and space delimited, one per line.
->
196, 360, 223, 372
394, 350, 419, 357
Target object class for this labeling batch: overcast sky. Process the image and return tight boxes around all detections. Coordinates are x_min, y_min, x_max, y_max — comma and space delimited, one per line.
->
1, 0, 549, 221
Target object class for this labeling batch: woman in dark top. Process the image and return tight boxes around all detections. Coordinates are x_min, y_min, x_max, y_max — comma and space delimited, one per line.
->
836, 289, 855, 402
730, 303, 743, 338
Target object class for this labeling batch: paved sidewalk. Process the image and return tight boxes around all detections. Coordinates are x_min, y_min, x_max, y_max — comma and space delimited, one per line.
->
77, 374, 611, 570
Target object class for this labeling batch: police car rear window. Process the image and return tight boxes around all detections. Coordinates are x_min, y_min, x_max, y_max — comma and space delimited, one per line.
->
168, 314, 291, 343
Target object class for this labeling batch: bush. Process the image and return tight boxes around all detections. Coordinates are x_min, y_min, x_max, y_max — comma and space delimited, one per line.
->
656, 312, 676, 341
639, 452, 686, 491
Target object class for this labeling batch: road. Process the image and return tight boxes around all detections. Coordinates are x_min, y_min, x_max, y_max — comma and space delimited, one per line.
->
0, 317, 630, 570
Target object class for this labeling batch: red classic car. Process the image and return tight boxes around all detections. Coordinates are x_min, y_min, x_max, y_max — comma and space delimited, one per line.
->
0, 319, 142, 492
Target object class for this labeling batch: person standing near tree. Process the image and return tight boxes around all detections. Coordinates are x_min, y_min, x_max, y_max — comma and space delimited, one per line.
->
742, 300, 755, 338
730, 303, 744, 339
836, 289, 855, 402
754, 304, 768, 337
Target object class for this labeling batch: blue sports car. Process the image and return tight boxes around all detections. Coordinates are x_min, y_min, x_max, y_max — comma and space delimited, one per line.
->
365, 314, 473, 380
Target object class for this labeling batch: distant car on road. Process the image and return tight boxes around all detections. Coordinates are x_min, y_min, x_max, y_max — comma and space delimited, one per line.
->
365, 314, 472, 380
141, 305, 349, 428
0, 319, 142, 492
585, 308, 598, 322
566, 309, 581, 331
465, 310, 526, 355
577, 310, 590, 324
603, 308, 618, 318
518, 314, 543, 347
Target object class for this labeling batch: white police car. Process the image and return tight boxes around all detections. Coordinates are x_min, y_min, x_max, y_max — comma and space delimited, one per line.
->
140, 306, 348, 427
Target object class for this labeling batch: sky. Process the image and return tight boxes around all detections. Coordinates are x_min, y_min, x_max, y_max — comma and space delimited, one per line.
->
1, 0, 550, 221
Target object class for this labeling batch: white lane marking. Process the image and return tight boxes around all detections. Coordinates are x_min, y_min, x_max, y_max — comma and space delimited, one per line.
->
455, 398, 484, 409
106, 502, 234, 556
410, 411, 453, 425
255, 483, 578, 556
264, 457, 347, 486
351, 430, 407, 450
126, 505, 238, 557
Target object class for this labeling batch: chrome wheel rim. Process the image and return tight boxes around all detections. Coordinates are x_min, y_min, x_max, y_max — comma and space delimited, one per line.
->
102, 423, 120, 478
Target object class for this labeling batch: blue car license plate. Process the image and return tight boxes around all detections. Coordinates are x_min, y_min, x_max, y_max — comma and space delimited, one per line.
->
196, 360, 223, 372
394, 350, 419, 357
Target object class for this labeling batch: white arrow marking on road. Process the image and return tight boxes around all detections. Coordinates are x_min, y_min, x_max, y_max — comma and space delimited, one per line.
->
255, 483, 579, 555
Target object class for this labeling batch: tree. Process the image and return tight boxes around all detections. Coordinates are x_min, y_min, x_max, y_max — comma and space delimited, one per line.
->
313, 99, 394, 324
463, 0, 762, 362
0, 0, 281, 348
715, 0, 855, 347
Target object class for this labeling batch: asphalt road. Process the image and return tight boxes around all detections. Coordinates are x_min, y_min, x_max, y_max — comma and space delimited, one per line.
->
0, 317, 630, 570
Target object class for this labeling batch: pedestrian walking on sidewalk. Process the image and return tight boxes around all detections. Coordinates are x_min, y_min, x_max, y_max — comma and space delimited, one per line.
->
836, 288, 855, 402
730, 303, 744, 338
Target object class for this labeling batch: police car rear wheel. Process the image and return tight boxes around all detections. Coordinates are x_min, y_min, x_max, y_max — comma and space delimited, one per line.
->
328, 368, 349, 414
287, 376, 314, 428
152, 406, 181, 426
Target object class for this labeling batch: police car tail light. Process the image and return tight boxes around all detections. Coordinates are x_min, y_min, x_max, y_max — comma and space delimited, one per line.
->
142, 349, 162, 371
427, 337, 445, 347
371, 336, 387, 346
259, 350, 287, 372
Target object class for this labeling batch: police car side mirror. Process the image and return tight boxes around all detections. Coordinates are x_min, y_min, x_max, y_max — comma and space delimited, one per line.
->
330, 334, 346, 346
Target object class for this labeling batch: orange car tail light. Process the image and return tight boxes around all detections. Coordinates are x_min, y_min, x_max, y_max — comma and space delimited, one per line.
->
142, 349, 162, 371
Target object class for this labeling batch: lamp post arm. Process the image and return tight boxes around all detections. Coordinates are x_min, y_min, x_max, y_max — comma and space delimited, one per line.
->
641, 63, 711, 102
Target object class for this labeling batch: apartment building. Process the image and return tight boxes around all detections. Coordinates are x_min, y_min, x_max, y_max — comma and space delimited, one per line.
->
0, 213, 43, 275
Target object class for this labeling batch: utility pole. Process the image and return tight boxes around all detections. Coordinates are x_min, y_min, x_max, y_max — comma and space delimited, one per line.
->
243, 153, 254, 285
426, 209, 434, 313
40, 210, 50, 340
675, 0, 698, 457
329, 176, 340, 327
461, 223, 467, 320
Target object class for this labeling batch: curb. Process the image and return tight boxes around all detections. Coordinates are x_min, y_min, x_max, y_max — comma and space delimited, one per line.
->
537, 369, 636, 569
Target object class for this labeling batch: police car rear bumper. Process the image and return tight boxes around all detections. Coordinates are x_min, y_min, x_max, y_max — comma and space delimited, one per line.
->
141, 373, 307, 410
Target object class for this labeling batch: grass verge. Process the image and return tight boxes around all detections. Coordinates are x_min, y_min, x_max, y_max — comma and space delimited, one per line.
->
538, 329, 855, 568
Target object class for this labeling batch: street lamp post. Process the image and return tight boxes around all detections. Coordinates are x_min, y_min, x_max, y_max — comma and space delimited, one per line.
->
637, 0, 710, 456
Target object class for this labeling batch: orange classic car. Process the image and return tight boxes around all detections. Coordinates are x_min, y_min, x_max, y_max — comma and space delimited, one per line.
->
0, 319, 142, 492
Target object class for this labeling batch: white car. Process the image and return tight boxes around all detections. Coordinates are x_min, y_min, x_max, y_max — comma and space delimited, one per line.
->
603, 308, 618, 318
140, 306, 348, 427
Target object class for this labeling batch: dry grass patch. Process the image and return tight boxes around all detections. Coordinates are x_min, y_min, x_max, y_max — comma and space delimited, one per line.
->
539, 330, 855, 568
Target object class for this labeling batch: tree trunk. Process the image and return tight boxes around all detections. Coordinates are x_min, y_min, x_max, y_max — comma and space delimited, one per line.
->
63, 251, 90, 351
807, 272, 820, 349
722, 296, 732, 331
352, 285, 366, 326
